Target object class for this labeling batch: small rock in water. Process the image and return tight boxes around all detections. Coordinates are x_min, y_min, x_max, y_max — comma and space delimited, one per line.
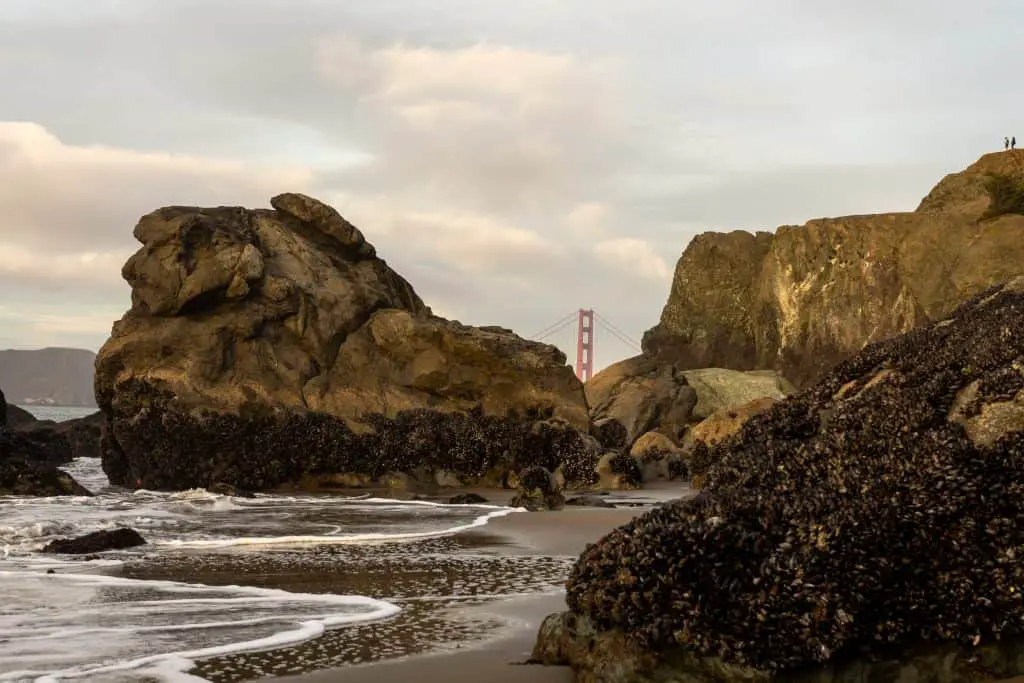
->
565, 495, 615, 509
206, 482, 255, 498
42, 528, 147, 554
448, 492, 490, 505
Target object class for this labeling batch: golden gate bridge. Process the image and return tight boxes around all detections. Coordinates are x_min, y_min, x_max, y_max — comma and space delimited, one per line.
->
527, 309, 642, 382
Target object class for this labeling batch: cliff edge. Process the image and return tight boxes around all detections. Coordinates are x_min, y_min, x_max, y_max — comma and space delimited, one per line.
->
643, 150, 1024, 387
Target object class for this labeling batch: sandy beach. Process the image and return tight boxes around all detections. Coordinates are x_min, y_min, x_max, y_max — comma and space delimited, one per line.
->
268, 504, 648, 683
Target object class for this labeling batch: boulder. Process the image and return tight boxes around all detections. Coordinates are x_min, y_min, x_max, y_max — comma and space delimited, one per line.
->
565, 494, 615, 509
447, 492, 489, 505
644, 150, 1024, 388
42, 528, 147, 554
629, 431, 685, 483
595, 451, 642, 490
542, 278, 1024, 678
682, 369, 790, 421
0, 391, 92, 496
95, 194, 593, 491
688, 396, 777, 447
508, 466, 565, 511
585, 356, 697, 445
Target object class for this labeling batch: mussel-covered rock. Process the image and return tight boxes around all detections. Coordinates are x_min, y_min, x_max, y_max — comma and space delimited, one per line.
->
556, 278, 1024, 677
629, 431, 685, 483
509, 466, 565, 511
448, 492, 489, 505
42, 528, 147, 554
595, 451, 642, 490
0, 392, 92, 496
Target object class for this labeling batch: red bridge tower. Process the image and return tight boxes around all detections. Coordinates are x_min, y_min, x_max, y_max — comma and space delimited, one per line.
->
575, 309, 594, 382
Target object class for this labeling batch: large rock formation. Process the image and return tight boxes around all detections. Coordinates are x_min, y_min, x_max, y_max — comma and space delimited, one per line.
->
96, 194, 594, 492
536, 278, 1024, 681
0, 348, 97, 407
644, 150, 1024, 387
586, 357, 789, 445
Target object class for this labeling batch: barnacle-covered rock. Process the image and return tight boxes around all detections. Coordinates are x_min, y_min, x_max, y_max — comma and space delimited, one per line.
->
550, 278, 1024, 679
509, 466, 565, 511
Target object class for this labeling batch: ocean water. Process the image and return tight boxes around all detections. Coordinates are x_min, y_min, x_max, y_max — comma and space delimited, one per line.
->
0, 458, 568, 683
15, 405, 98, 422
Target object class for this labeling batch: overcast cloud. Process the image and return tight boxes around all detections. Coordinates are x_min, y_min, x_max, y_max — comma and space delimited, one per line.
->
1, 0, 1022, 367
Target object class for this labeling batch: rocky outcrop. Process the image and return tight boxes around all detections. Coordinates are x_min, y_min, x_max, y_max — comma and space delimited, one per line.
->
644, 151, 1024, 387
96, 194, 593, 492
586, 357, 790, 447
537, 278, 1024, 679
585, 356, 697, 445
0, 389, 91, 496
42, 528, 146, 554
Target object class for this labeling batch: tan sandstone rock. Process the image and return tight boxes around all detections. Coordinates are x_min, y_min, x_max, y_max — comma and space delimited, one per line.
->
95, 194, 594, 491
644, 150, 1024, 387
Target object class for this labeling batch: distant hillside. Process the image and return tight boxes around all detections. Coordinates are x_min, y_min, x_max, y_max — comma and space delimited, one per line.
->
0, 348, 97, 407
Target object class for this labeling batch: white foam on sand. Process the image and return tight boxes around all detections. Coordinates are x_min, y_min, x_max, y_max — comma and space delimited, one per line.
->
0, 571, 401, 683
159, 505, 520, 549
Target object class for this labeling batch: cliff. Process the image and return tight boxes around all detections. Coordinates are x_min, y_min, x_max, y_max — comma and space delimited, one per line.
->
644, 150, 1024, 387
0, 348, 97, 407
96, 194, 595, 492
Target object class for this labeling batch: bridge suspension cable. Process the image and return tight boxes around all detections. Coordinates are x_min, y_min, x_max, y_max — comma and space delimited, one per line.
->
528, 309, 643, 382
593, 312, 642, 353
528, 311, 578, 342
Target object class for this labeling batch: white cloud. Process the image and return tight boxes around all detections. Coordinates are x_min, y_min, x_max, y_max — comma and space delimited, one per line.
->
333, 195, 561, 275
592, 238, 671, 281
315, 37, 624, 213
0, 121, 316, 254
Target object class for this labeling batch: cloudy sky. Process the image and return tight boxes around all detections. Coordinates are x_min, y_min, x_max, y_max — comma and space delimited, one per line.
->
1, 1, 1021, 369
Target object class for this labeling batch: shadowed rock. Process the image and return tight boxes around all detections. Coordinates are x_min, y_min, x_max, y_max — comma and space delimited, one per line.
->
95, 195, 592, 491
538, 278, 1024, 679
42, 528, 146, 554
645, 151, 1024, 387
0, 389, 92, 496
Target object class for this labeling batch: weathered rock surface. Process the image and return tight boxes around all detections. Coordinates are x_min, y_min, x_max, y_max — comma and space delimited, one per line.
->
682, 369, 790, 421
96, 194, 593, 491
645, 151, 1024, 387
541, 278, 1024, 678
585, 356, 697, 445
42, 528, 146, 554
688, 396, 777, 447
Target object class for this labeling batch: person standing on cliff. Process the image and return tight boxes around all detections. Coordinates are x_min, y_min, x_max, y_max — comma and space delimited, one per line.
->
1013, 136, 1017, 149
1006, 137, 1011, 150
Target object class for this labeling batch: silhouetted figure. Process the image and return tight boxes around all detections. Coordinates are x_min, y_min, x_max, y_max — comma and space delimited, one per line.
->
1013, 136, 1017, 150
1006, 137, 1011, 150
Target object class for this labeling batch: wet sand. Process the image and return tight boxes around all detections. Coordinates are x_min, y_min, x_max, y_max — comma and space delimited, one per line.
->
268, 505, 651, 683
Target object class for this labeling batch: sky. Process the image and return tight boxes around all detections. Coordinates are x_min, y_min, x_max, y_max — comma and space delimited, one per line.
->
1, 1, 1022, 370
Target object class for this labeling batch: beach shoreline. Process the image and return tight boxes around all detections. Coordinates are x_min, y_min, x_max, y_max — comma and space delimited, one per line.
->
266, 501, 662, 683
